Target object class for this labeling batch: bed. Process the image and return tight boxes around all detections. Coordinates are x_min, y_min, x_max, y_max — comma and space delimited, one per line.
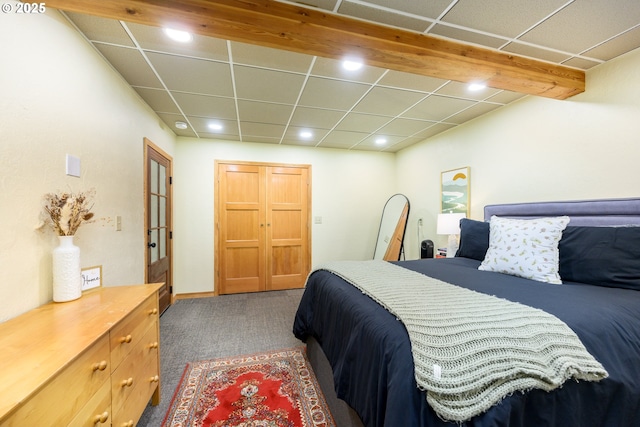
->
293, 198, 640, 427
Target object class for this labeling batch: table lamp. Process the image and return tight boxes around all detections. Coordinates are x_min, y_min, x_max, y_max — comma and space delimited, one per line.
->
437, 212, 466, 258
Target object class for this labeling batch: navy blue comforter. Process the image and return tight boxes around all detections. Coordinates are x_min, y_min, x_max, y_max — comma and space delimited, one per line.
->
293, 257, 640, 427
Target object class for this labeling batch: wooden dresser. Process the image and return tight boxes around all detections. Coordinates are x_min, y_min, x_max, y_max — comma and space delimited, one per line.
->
0, 283, 163, 427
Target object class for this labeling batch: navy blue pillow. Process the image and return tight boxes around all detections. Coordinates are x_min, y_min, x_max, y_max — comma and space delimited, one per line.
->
559, 226, 640, 290
455, 218, 490, 261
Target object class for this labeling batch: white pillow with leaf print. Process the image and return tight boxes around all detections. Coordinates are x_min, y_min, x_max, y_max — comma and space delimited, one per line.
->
478, 215, 570, 284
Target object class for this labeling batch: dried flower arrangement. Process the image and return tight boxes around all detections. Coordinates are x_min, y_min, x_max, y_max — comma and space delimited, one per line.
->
43, 189, 95, 236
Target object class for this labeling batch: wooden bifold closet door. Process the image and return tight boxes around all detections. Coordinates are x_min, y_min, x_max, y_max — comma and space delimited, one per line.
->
216, 161, 311, 295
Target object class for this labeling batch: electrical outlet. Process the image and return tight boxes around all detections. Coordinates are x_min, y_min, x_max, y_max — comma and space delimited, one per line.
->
418, 218, 423, 226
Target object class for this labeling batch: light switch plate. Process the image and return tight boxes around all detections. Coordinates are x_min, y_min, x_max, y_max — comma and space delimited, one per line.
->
66, 154, 80, 177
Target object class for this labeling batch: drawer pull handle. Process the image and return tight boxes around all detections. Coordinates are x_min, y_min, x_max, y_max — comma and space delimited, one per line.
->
149, 308, 158, 315
149, 375, 159, 383
93, 411, 109, 424
119, 334, 132, 344
121, 421, 134, 427
121, 377, 134, 387
149, 341, 159, 349
92, 360, 108, 371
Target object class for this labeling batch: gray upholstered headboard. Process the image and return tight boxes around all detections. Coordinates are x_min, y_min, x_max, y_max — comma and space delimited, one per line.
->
483, 198, 640, 226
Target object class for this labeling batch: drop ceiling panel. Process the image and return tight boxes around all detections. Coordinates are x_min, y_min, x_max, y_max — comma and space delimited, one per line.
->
241, 122, 286, 138
377, 118, 438, 137
486, 91, 526, 104
233, 66, 305, 104
353, 87, 426, 116
377, 71, 446, 93
502, 42, 573, 65
188, 117, 239, 136
282, 127, 330, 144
320, 130, 369, 147
519, 0, 640, 53
230, 41, 313, 73
412, 123, 456, 139
583, 26, 640, 61
171, 92, 236, 119
337, 1, 431, 32
66, 11, 134, 46
128, 23, 230, 61
356, 0, 451, 21
236, 100, 293, 125
402, 95, 476, 121
298, 77, 371, 110
133, 87, 180, 114
334, 113, 393, 133
446, 103, 502, 124
146, 52, 233, 96
357, 134, 406, 149
441, 0, 568, 38
289, 107, 346, 129
311, 57, 386, 84
435, 81, 502, 101
94, 44, 163, 88
562, 57, 603, 69
428, 25, 507, 50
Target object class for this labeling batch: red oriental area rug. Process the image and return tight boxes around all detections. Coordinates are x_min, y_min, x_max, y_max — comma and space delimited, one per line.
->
162, 346, 335, 427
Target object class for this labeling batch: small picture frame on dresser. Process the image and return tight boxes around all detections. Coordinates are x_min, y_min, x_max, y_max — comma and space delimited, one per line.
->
81, 265, 102, 291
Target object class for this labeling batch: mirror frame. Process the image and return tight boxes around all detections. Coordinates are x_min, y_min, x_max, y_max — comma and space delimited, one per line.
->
373, 194, 410, 261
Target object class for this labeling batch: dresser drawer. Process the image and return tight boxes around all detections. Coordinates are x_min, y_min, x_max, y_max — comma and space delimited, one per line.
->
111, 364, 160, 427
66, 379, 111, 427
111, 322, 160, 419
2, 334, 110, 427
110, 294, 159, 370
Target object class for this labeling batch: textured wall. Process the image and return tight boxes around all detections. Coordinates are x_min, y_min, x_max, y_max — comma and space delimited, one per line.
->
0, 3, 175, 321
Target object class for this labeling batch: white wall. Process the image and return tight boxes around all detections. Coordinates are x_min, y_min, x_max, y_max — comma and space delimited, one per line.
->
0, 3, 175, 321
172, 138, 396, 295
397, 47, 640, 259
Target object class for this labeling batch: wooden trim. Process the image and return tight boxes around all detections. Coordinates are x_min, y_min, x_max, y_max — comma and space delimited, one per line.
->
47, 0, 584, 99
174, 291, 216, 300
213, 160, 220, 297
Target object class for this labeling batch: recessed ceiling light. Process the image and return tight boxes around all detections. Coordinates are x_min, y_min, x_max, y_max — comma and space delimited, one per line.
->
342, 59, 363, 71
208, 123, 223, 131
375, 137, 387, 145
163, 28, 193, 43
175, 121, 188, 130
299, 130, 313, 139
468, 82, 487, 91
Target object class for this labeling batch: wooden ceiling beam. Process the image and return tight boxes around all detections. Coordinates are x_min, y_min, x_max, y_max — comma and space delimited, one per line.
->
46, 0, 585, 99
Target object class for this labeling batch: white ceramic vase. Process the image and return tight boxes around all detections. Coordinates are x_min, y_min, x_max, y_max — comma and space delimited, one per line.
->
52, 235, 82, 302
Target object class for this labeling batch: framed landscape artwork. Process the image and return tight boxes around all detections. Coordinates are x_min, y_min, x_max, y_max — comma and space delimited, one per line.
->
441, 167, 470, 217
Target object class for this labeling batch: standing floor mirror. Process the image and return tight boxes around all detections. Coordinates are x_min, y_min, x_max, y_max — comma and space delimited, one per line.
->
373, 194, 410, 261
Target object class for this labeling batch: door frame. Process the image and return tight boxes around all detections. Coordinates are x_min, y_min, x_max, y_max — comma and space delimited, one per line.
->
214, 160, 312, 296
144, 137, 173, 309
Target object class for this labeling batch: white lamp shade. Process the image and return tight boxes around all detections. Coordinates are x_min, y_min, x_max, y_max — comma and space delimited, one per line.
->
437, 213, 466, 235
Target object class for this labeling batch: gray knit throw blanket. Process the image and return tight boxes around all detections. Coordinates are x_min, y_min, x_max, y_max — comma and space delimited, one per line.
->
316, 260, 608, 422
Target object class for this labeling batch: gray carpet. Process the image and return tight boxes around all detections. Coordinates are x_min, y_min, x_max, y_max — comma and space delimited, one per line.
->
138, 289, 306, 426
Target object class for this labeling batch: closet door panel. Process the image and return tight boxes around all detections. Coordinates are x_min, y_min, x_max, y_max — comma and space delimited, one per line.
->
219, 164, 265, 294
266, 166, 309, 290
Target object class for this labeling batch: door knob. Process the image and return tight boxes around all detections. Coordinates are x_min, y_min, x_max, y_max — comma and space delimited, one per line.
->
148, 242, 157, 248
